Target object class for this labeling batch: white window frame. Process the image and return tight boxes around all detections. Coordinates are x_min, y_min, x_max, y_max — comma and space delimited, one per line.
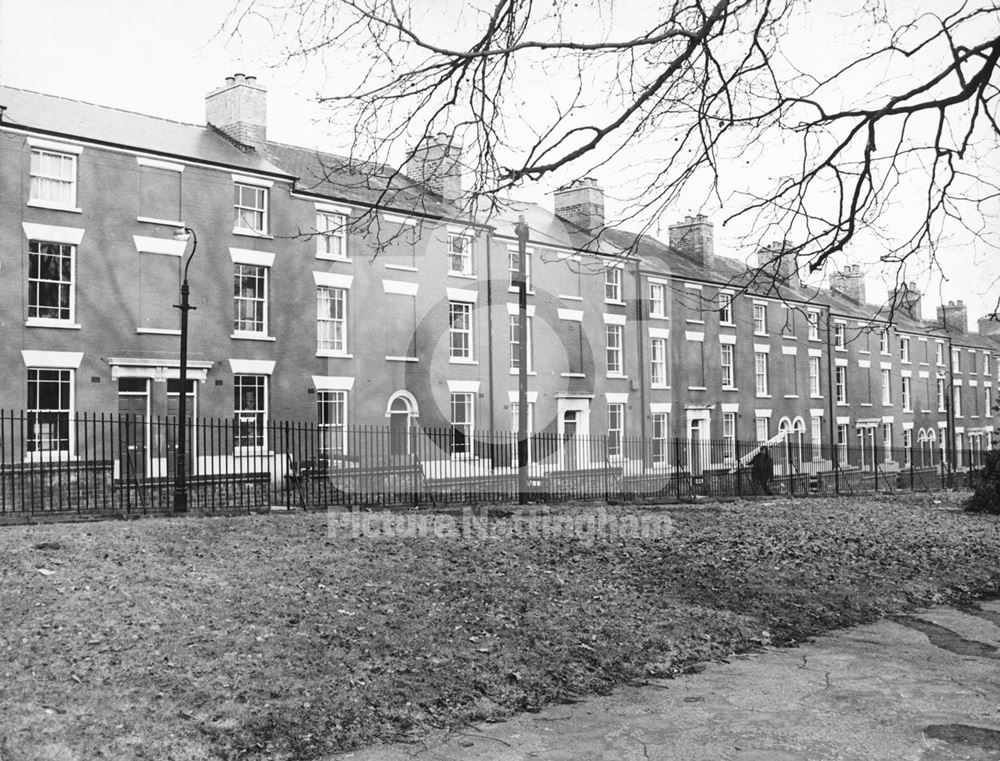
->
721, 343, 735, 389
837, 423, 849, 465
27, 239, 77, 326
754, 352, 769, 397
605, 267, 622, 303
509, 313, 534, 372
836, 366, 847, 404
449, 300, 474, 362
723, 412, 736, 463
880, 329, 890, 355
809, 356, 821, 398
719, 292, 734, 325
753, 303, 767, 335
755, 416, 769, 443
901, 376, 912, 411
834, 323, 846, 349
650, 337, 668, 387
936, 342, 945, 366
900, 336, 911, 363
234, 182, 269, 235
953, 385, 963, 417
651, 413, 668, 464
316, 211, 348, 260
937, 378, 947, 412
881, 368, 892, 406
903, 428, 913, 467
233, 374, 268, 451
606, 324, 624, 376
448, 233, 473, 276
650, 282, 667, 318
29, 142, 80, 211
233, 263, 268, 336
26, 367, 75, 457
807, 310, 819, 340
317, 286, 348, 356
508, 246, 532, 291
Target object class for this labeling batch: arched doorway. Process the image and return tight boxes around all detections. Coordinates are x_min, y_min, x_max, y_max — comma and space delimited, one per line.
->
385, 392, 418, 456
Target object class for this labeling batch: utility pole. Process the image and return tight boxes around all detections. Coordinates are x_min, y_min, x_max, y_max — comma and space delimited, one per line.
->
515, 215, 530, 504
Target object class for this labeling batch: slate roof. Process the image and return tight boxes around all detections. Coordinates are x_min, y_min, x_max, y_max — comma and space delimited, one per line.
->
0, 85, 290, 177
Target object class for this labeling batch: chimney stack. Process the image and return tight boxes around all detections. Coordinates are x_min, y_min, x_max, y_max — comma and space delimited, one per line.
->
830, 264, 866, 304
403, 132, 464, 202
757, 238, 799, 288
205, 73, 267, 152
937, 300, 969, 334
888, 281, 922, 320
668, 214, 714, 269
978, 315, 1000, 336
553, 178, 605, 233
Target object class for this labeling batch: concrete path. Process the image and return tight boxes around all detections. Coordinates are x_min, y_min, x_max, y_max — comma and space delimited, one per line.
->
337, 601, 1000, 761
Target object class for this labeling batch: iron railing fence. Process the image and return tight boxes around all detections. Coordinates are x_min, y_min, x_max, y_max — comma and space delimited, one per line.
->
0, 409, 989, 521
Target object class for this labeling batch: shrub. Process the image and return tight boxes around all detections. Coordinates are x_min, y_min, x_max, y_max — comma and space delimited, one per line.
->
965, 448, 1000, 514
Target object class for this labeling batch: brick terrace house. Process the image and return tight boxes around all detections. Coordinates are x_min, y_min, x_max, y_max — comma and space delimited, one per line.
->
0, 75, 996, 480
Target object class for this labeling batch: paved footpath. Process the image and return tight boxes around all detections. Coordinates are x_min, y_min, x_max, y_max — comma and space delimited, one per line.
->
337, 601, 1000, 761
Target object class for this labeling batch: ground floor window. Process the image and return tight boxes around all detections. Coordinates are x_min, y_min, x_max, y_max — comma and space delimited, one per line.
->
234, 374, 267, 449
836, 423, 849, 466
651, 413, 668, 464
27, 368, 72, 453
607, 403, 624, 458
722, 412, 736, 463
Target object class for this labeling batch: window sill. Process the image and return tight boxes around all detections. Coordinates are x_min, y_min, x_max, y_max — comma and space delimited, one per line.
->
137, 216, 184, 227
560, 372, 586, 378
722, 386, 739, 392
836, 402, 850, 407
686, 319, 705, 325
720, 321, 735, 328
233, 228, 273, 239
28, 200, 82, 213
810, 394, 824, 399
137, 327, 181, 336
232, 333, 277, 342
24, 453, 79, 463
508, 370, 538, 376
651, 383, 669, 390
385, 356, 419, 363
835, 347, 847, 352
604, 300, 627, 307
649, 314, 669, 321
317, 351, 353, 358
860, 403, 873, 407
688, 386, 708, 391
606, 374, 629, 380
448, 272, 477, 280
859, 350, 871, 354
316, 254, 352, 263
384, 264, 418, 272
782, 335, 798, 341
756, 394, 772, 399
26, 319, 81, 330
449, 358, 479, 365
559, 295, 584, 302
784, 395, 800, 399
754, 332, 769, 338
507, 287, 536, 295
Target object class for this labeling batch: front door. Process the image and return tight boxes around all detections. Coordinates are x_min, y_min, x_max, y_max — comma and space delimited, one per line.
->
117, 378, 149, 480
563, 411, 578, 471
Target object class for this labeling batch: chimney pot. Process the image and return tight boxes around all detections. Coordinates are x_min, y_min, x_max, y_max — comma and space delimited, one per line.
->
206, 74, 267, 151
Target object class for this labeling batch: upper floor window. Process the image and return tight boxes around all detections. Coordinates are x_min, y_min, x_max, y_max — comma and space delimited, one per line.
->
807, 310, 819, 340
901, 376, 912, 411
509, 314, 534, 372
970, 351, 978, 374
317, 212, 347, 260
28, 240, 75, 324
317, 287, 348, 355
899, 336, 911, 363
650, 337, 668, 386
449, 301, 473, 361
809, 356, 822, 397
234, 264, 267, 335
754, 352, 769, 396
606, 324, 624, 376
881, 368, 892, 405
880, 329, 890, 354
234, 182, 268, 234
936, 342, 945, 366
508, 247, 531, 290
834, 323, 846, 349
448, 233, 472, 275
985, 353, 991, 376
952, 348, 961, 373
605, 267, 622, 302
719, 292, 734, 324
753, 304, 767, 334
30, 145, 79, 209
720, 343, 735, 388
836, 365, 847, 403
650, 282, 666, 318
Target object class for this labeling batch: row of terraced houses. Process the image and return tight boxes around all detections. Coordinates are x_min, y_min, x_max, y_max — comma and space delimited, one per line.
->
1, 74, 998, 489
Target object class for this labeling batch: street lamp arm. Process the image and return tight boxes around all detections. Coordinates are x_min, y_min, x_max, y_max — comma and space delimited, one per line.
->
178, 227, 198, 283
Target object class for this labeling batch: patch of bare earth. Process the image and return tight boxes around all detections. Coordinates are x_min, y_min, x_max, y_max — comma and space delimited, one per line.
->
1, 493, 998, 760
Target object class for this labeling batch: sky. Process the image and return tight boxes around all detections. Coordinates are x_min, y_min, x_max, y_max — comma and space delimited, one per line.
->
1, 0, 997, 326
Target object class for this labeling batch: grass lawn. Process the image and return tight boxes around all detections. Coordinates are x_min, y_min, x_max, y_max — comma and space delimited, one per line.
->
2, 493, 999, 760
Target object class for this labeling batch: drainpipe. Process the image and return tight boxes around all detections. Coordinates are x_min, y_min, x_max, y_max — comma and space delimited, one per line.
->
825, 305, 838, 492
633, 262, 647, 456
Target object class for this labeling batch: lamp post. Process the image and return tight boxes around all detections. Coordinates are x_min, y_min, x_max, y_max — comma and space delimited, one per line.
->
172, 227, 198, 513
514, 215, 530, 504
